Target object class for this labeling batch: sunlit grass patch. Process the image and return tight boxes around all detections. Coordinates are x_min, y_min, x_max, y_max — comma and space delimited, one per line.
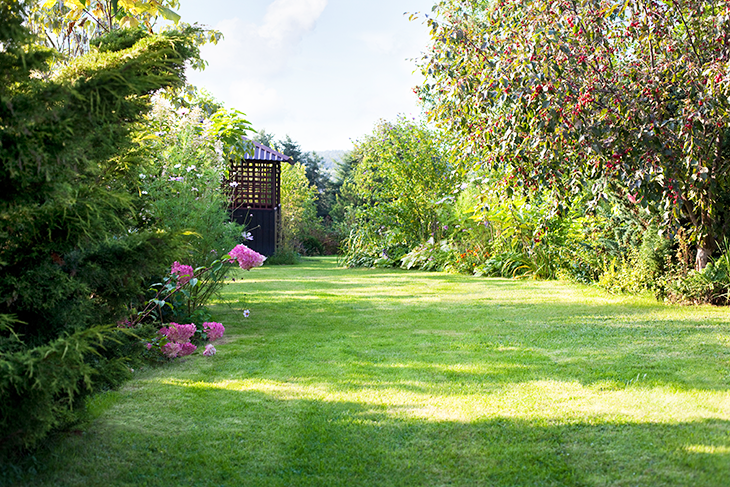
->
10, 257, 730, 487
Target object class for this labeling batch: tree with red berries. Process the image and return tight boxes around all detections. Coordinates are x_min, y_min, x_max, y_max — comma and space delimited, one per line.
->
417, 0, 730, 269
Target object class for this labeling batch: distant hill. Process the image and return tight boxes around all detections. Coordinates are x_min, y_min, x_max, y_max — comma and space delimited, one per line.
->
313, 149, 347, 172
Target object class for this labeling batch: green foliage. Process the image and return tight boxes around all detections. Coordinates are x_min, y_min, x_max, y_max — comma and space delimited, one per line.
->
339, 118, 453, 267
418, 0, 730, 268
90, 26, 148, 52
280, 162, 322, 254
598, 226, 673, 296
26, 0, 223, 67
0, 4, 200, 453
265, 248, 302, 266
400, 239, 454, 271
666, 240, 730, 305
206, 108, 254, 162
140, 98, 246, 271
0, 323, 123, 454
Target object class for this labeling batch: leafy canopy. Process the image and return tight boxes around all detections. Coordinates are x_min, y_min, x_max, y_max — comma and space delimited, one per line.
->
418, 0, 730, 266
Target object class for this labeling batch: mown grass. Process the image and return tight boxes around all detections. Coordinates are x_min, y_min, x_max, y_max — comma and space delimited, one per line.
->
8, 257, 730, 486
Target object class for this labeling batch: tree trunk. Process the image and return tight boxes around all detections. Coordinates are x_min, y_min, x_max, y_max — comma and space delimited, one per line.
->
696, 246, 712, 271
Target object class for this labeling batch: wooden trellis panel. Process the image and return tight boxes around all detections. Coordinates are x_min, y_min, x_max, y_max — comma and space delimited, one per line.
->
225, 140, 288, 256
227, 160, 281, 210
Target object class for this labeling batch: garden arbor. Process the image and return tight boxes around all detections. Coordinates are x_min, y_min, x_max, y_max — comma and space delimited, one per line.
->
227, 140, 289, 256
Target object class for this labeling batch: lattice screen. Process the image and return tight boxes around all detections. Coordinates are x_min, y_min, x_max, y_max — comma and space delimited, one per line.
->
227, 160, 281, 210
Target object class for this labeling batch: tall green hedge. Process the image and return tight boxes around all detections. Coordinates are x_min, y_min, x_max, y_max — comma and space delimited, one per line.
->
0, 1, 200, 454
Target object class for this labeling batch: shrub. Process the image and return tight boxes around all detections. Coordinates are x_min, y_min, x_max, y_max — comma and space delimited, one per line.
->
265, 248, 302, 266
337, 118, 454, 267
597, 226, 672, 296
400, 239, 454, 272
140, 99, 247, 271
0, 14, 202, 454
666, 240, 730, 305
280, 162, 321, 253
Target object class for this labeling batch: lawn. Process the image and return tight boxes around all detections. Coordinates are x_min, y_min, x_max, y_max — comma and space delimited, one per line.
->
9, 257, 730, 486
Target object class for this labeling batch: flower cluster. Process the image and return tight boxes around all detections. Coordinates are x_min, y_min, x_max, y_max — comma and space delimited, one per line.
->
162, 341, 197, 358
228, 244, 266, 270
158, 323, 198, 358
203, 344, 217, 356
171, 261, 194, 286
203, 321, 225, 341
159, 323, 197, 343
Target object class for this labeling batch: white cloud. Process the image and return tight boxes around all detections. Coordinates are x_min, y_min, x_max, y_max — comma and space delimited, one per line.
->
228, 79, 285, 120
181, 0, 432, 149
258, 0, 328, 49
186, 0, 328, 128
208, 0, 328, 75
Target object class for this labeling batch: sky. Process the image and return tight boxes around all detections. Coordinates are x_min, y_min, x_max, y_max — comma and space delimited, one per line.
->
176, 0, 434, 152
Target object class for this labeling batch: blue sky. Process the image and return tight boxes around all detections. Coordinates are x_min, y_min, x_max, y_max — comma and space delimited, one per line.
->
176, 0, 434, 151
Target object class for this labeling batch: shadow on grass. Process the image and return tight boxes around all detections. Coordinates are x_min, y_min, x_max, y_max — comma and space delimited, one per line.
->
12, 384, 730, 487
217, 286, 730, 394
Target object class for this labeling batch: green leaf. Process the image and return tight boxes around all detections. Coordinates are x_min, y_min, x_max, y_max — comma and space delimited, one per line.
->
158, 6, 181, 23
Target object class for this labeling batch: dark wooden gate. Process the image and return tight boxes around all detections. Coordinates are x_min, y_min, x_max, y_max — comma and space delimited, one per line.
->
226, 141, 289, 256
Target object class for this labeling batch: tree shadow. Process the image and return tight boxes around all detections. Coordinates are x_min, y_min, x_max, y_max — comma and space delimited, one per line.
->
217, 283, 730, 394
18, 383, 730, 487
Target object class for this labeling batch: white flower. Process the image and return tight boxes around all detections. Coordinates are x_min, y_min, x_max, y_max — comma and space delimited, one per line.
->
141, 190, 148, 195
174, 164, 182, 169
243, 309, 250, 318
186, 165, 197, 172
139, 173, 146, 179
229, 182, 240, 187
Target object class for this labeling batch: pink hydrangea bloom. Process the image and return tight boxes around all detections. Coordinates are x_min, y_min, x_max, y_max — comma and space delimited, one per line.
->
227, 244, 266, 270
171, 261, 194, 286
203, 322, 225, 342
162, 342, 182, 358
178, 342, 197, 357
159, 323, 197, 343
203, 344, 217, 356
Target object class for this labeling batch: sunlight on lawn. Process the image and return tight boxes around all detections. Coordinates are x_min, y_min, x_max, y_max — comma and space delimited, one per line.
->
13, 258, 729, 487
156, 376, 729, 424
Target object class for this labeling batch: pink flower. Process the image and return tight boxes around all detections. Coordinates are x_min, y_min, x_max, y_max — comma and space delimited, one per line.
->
162, 342, 182, 358
178, 342, 197, 357
227, 244, 266, 270
117, 318, 134, 328
171, 261, 194, 286
203, 322, 225, 342
203, 344, 217, 356
159, 323, 197, 343
146, 342, 153, 350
